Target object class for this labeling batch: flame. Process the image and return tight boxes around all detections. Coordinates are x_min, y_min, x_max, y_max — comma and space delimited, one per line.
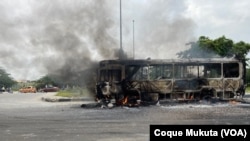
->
122, 96, 128, 105
116, 96, 129, 106
121, 96, 140, 107
229, 100, 238, 105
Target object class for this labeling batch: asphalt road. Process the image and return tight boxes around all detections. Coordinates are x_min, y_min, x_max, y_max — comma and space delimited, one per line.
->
0, 92, 250, 141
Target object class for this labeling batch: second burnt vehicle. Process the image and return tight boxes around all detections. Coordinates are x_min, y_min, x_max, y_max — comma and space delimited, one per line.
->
40, 86, 59, 92
95, 58, 246, 107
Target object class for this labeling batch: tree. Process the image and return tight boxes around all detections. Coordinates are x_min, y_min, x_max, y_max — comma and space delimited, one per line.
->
232, 41, 250, 60
0, 68, 16, 89
177, 35, 250, 60
246, 68, 250, 84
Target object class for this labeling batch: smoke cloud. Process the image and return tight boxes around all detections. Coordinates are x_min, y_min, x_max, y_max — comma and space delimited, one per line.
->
0, 0, 196, 83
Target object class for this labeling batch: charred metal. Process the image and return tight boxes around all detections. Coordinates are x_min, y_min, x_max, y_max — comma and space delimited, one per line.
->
95, 58, 246, 107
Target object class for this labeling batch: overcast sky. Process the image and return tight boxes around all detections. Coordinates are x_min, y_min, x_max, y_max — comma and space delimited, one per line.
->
0, 0, 250, 81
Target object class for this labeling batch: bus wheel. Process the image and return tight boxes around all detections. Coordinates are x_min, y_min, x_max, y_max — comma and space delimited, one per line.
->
201, 95, 217, 104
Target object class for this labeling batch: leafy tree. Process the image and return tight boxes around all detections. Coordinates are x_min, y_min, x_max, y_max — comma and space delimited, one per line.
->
199, 36, 234, 56
232, 41, 250, 60
0, 68, 16, 89
246, 68, 250, 84
178, 35, 250, 60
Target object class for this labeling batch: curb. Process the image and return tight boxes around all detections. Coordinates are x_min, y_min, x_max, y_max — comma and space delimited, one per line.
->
41, 97, 94, 102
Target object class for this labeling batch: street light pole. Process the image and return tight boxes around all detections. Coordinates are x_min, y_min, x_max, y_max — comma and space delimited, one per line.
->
120, 0, 123, 59
133, 20, 135, 59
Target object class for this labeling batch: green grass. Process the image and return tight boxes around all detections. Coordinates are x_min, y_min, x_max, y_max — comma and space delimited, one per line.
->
55, 87, 94, 97
245, 86, 250, 93
56, 91, 75, 97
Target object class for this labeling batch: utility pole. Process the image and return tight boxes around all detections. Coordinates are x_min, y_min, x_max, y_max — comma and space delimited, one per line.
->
133, 20, 135, 59
119, 0, 123, 59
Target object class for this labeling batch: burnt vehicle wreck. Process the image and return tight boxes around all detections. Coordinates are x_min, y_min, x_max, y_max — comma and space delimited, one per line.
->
95, 58, 246, 107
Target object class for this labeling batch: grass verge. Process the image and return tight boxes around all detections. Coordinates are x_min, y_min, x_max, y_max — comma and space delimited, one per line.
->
245, 86, 250, 93
56, 87, 94, 97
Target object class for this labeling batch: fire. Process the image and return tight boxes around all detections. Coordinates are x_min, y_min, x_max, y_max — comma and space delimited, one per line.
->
229, 100, 239, 105
116, 96, 128, 105
122, 96, 128, 105
117, 95, 140, 107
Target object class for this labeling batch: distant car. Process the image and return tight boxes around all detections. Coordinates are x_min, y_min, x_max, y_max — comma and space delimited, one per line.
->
0, 89, 4, 92
0, 86, 6, 93
40, 86, 59, 92
19, 86, 37, 93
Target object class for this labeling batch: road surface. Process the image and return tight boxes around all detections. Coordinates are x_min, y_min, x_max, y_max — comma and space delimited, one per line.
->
0, 92, 250, 141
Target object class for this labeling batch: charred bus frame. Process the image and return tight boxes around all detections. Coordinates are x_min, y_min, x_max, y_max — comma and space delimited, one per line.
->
95, 58, 246, 106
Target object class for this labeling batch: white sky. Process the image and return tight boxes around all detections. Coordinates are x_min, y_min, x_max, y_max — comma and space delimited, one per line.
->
0, 0, 250, 81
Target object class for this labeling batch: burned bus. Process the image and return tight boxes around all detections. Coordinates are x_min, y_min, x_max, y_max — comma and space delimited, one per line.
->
95, 58, 246, 106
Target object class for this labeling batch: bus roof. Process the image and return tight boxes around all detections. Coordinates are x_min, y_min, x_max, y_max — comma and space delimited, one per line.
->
99, 58, 241, 65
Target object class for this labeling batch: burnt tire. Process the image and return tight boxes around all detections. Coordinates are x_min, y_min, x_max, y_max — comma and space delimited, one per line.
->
201, 95, 218, 104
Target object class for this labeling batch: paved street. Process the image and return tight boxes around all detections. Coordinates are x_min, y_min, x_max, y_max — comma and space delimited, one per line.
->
0, 92, 250, 141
